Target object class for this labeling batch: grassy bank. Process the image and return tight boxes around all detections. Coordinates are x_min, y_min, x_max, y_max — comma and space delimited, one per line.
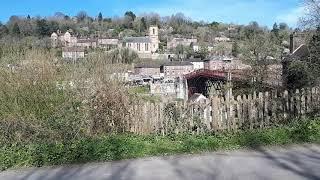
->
1, 118, 320, 171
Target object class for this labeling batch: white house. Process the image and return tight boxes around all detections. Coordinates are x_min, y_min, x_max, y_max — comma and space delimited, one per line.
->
62, 47, 85, 60
186, 58, 204, 70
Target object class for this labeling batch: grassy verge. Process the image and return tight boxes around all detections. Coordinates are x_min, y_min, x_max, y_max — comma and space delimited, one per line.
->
1, 118, 319, 171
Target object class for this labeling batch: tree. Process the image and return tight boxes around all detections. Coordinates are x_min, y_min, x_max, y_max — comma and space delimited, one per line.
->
124, 11, 136, 29
309, 27, 320, 66
241, 32, 281, 85
300, 0, 320, 27
140, 17, 147, 32
231, 41, 239, 57
27, 15, 31, 20
124, 11, 136, 21
271, 23, 279, 36
98, 12, 103, 22
198, 44, 209, 59
36, 19, 50, 36
11, 23, 20, 36
0, 23, 8, 37
279, 22, 288, 30
76, 11, 88, 22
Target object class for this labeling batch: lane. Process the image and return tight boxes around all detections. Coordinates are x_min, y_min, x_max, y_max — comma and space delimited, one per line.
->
1, 144, 320, 180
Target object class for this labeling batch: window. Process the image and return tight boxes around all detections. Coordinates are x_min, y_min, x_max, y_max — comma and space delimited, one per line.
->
153, 28, 155, 35
145, 43, 149, 51
137, 43, 141, 51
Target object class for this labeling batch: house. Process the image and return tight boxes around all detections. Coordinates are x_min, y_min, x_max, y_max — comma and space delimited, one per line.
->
98, 39, 119, 50
122, 26, 159, 57
161, 61, 194, 78
186, 58, 204, 70
134, 63, 161, 77
167, 38, 197, 49
51, 31, 77, 47
204, 57, 251, 71
76, 39, 97, 49
62, 47, 85, 60
214, 35, 231, 42
193, 43, 214, 52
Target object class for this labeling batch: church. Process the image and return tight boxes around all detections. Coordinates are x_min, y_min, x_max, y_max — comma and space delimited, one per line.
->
122, 26, 159, 58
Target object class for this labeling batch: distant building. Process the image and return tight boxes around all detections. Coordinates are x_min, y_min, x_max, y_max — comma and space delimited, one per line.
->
51, 31, 77, 47
98, 39, 120, 50
62, 47, 85, 60
134, 63, 161, 77
122, 26, 159, 57
167, 38, 197, 49
204, 57, 251, 71
161, 61, 194, 78
214, 35, 231, 42
76, 39, 97, 49
186, 58, 204, 70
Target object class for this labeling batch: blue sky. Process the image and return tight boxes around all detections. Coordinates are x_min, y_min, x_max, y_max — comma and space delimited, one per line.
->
0, 0, 305, 27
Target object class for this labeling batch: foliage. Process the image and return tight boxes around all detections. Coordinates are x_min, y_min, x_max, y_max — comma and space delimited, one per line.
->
1, 118, 319, 170
231, 41, 239, 57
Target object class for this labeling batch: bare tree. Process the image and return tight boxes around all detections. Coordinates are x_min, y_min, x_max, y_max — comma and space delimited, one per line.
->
300, 0, 320, 28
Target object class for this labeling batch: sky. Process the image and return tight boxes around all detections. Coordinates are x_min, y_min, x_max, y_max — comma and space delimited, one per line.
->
0, 0, 305, 28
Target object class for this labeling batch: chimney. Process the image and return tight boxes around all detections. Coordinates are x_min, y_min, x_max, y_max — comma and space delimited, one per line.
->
289, 33, 294, 54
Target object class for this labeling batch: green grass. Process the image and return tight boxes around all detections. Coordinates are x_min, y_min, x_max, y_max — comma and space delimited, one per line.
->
128, 85, 150, 94
1, 118, 320, 171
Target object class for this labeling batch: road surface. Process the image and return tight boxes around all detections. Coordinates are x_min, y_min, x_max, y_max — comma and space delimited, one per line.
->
1, 144, 320, 180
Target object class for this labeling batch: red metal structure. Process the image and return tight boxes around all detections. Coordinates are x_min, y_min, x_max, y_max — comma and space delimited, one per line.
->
184, 69, 249, 97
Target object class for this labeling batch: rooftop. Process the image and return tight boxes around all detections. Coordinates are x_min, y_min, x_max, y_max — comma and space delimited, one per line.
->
163, 61, 193, 67
185, 58, 203, 62
62, 47, 85, 52
123, 37, 151, 43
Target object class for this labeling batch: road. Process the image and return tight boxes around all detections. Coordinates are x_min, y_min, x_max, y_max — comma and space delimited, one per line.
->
1, 144, 320, 180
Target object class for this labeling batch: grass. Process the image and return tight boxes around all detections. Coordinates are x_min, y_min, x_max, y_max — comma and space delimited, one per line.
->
1, 118, 319, 171
128, 85, 150, 94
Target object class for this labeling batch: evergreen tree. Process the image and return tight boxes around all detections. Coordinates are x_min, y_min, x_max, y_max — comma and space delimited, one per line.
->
271, 23, 279, 37
27, 15, 31, 20
98, 12, 103, 22
36, 19, 50, 37
140, 17, 147, 32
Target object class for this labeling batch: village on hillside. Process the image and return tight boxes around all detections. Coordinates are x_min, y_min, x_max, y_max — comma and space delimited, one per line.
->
50, 19, 307, 103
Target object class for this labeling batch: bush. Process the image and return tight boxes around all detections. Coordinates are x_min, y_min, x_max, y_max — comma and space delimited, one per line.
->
1, 118, 319, 171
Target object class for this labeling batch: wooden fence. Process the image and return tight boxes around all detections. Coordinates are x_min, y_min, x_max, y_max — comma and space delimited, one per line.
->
126, 86, 320, 135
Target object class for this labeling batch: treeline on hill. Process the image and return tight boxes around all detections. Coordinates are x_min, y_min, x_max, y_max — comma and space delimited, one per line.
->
0, 11, 293, 43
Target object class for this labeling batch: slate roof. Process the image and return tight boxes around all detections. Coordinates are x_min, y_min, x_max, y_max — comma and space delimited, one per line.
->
123, 37, 151, 43
163, 61, 193, 67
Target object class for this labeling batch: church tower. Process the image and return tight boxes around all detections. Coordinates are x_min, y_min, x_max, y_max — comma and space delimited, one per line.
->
149, 26, 159, 53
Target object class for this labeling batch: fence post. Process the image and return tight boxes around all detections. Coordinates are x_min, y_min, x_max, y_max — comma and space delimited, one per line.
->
283, 90, 289, 120
264, 92, 270, 127
211, 95, 220, 131
258, 92, 264, 128
295, 89, 301, 117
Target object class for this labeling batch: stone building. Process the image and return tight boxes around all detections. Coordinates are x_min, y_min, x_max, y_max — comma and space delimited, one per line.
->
134, 63, 161, 77
167, 38, 197, 49
161, 61, 194, 79
186, 58, 204, 70
122, 26, 159, 57
204, 57, 251, 71
51, 31, 77, 47
76, 39, 97, 49
98, 39, 120, 50
62, 47, 85, 60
